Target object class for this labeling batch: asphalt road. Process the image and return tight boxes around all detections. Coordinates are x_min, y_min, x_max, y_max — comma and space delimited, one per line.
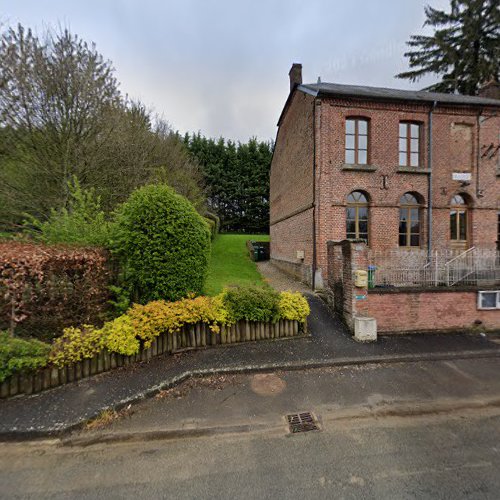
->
3, 359, 500, 499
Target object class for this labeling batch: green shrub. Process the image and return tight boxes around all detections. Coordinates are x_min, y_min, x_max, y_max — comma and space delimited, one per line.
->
221, 285, 280, 323
24, 177, 111, 246
0, 332, 50, 382
48, 288, 310, 368
205, 217, 216, 240
112, 184, 211, 303
204, 212, 220, 240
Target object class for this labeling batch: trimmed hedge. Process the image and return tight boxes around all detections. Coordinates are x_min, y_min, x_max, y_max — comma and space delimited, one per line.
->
0, 332, 50, 382
204, 212, 220, 240
112, 184, 211, 303
221, 286, 280, 322
49, 287, 310, 367
0, 242, 111, 338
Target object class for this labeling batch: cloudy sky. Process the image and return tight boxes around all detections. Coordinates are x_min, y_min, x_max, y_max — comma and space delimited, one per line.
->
2, 0, 448, 142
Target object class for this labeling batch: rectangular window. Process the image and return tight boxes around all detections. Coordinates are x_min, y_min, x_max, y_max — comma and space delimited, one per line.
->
399, 122, 421, 167
345, 118, 369, 165
399, 206, 420, 247
478, 291, 500, 310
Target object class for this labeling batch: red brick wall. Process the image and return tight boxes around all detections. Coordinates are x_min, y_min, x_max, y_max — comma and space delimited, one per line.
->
362, 289, 500, 334
270, 208, 314, 283
327, 240, 500, 334
270, 90, 315, 282
270, 88, 500, 288
314, 97, 500, 283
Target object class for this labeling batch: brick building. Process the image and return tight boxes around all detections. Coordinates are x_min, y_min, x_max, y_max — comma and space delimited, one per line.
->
270, 63, 500, 289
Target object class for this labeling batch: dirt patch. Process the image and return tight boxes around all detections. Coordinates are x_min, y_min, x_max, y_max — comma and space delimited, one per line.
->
85, 406, 133, 431
155, 374, 243, 400
250, 373, 287, 396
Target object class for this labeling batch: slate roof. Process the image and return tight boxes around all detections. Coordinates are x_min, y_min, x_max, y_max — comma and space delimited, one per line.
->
299, 82, 500, 107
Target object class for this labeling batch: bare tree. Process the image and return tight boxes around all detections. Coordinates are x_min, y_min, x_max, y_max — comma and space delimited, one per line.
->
0, 24, 205, 227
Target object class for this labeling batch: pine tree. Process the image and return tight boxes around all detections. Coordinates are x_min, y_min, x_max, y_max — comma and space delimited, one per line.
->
396, 0, 499, 95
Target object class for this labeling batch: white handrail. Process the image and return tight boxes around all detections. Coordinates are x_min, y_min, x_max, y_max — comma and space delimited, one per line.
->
444, 246, 476, 267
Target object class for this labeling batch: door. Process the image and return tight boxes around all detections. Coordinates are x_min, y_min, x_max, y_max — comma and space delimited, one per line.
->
450, 195, 469, 251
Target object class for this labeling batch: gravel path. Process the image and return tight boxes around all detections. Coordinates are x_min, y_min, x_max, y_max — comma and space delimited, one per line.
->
257, 261, 311, 293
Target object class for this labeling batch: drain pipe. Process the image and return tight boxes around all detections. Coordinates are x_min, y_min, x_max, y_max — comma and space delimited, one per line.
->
476, 108, 483, 198
311, 99, 318, 290
427, 101, 437, 257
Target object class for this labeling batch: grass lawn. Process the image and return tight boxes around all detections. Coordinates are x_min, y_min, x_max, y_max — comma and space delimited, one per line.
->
204, 234, 270, 296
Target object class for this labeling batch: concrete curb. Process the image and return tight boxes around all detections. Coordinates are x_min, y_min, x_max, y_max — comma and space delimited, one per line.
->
62, 395, 500, 448
2, 346, 500, 442
62, 423, 281, 447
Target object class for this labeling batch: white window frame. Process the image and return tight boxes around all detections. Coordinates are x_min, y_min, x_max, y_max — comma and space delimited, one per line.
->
477, 291, 500, 310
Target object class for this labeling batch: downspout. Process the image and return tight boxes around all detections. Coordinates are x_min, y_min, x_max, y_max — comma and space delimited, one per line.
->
427, 101, 437, 257
312, 99, 317, 290
476, 108, 483, 198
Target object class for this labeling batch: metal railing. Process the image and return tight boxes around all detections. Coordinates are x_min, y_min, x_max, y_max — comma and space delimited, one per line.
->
367, 248, 500, 288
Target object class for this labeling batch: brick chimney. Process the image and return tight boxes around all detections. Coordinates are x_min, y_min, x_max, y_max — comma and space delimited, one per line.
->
478, 79, 500, 99
289, 63, 302, 92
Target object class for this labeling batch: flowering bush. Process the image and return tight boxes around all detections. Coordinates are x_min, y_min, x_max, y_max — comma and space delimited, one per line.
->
46, 287, 310, 368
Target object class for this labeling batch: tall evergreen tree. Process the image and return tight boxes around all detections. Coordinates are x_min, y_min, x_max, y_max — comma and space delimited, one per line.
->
396, 0, 499, 94
184, 133, 272, 233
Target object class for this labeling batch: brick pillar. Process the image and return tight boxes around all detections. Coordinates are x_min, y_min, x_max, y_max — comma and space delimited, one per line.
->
327, 240, 369, 331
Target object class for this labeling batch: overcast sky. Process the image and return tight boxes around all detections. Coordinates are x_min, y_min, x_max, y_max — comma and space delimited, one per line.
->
2, 0, 449, 142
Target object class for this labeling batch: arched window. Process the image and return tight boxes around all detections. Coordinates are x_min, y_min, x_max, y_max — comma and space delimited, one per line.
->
450, 194, 468, 245
399, 193, 421, 247
346, 191, 369, 241
345, 118, 369, 165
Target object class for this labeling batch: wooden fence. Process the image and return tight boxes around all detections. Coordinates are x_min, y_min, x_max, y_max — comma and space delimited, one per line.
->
0, 319, 306, 399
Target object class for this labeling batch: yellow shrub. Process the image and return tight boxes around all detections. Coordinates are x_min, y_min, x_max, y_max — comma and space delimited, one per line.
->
278, 291, 310, 323
101, 315, 140, 356
127, 295, 228, 348
49, 325, 107, 367
49, 290, 310, 367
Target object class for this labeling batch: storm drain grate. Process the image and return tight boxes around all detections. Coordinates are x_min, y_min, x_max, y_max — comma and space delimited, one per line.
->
286, 412, 319, 433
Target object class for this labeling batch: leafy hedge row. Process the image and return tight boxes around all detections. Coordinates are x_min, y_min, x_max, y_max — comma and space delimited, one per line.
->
49, 287, 310, 367
0, 242, 111, 338
0, 333, 50, 382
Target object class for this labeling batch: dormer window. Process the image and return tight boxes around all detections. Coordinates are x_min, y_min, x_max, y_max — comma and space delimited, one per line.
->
345, 118, 369, 165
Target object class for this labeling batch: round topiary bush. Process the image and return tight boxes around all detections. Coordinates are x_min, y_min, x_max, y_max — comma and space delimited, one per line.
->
112, 184, 211, 303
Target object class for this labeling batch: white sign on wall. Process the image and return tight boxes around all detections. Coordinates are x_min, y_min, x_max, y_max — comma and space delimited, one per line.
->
452, 172, 472, 182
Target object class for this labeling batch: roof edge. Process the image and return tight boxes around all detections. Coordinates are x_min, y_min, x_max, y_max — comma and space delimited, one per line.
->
300, 83, 500, 108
